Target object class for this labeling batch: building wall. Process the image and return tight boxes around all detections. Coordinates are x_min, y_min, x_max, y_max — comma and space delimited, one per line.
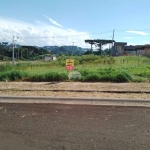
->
142, 47, 150, 55
111, 43, 150, 56
137, 50, 143, 55
125, 51, 136, 55
116, 45, 124, 55
111, 42, 127, 56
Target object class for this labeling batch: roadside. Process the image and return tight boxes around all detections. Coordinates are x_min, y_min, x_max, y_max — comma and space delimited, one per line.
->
0, 82, 150, 99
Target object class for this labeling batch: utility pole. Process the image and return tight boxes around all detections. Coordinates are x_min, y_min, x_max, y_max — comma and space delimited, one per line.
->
91, 43, 93, 54
42, 50, 43, 60
18, 48, 19, 60
112, 29, 115, 41
21, 49, 22, 58
72, 42, 74, 56
12, 36, 15, 65
12, 36, 19, 65
111, 29, 115, 56
109, 43, 111, 56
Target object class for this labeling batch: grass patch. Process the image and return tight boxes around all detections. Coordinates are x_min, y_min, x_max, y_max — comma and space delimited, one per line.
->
0, 55, 150, 82
0, 70, 27, 81
28, 72, 68, 82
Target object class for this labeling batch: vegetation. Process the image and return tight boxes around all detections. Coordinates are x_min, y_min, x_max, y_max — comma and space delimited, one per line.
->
0, 55, 150, 82
0, 44, 88, 61
0, 44, 51, 61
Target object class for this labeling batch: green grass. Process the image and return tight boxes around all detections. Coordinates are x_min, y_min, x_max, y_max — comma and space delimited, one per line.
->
0, 55, 150, 82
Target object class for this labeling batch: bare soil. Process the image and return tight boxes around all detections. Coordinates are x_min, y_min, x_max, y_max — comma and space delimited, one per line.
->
0, 82, 150, 99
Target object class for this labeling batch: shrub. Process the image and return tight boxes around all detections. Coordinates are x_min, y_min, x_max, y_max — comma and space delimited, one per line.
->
0, 70, 27, 81
112, 70, 132, 82
68, 71, 81, 81
28, 72, 68, 82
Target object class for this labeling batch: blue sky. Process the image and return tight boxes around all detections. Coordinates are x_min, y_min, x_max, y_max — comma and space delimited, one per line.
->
0, 0, 150, 48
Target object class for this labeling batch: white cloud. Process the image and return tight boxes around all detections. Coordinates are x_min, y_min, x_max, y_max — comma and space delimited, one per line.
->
102, 43, 112, 50
43, 15, 63, 28
142, 40, 150, 44
0, 16, 90, 48
125, 36, 132, 39
126, 30, 148, 36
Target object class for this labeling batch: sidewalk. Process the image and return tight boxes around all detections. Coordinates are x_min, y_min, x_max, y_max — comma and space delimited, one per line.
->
0, 95, 150, 107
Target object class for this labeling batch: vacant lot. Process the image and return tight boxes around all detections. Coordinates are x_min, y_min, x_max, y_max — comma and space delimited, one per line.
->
1, 55, 150, 82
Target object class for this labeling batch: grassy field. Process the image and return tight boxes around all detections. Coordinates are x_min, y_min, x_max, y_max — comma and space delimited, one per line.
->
0, 55, 150, 82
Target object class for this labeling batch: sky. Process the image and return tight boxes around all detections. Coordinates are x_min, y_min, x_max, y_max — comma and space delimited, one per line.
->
0, 0, 150, 48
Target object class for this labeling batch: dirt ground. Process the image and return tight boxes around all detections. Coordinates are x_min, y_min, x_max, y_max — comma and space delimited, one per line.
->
0, 82, 150, 99
0, 103, 150, 150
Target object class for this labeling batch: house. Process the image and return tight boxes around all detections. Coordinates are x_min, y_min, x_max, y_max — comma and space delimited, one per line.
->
112, 42, 150, 56
136, 45, 150, 56
124, 45, 136, 55
111, 42, 127, 56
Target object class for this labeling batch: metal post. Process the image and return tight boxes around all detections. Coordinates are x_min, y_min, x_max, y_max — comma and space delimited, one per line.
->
72, 42, 74, 56
91, 42, 93, 54
18, 48, 19, 60
12, 36, 14, 65
100, 43, 102, 55
111, 29, 115, 56
112, 29, 115, 41
21, 49, 22, 58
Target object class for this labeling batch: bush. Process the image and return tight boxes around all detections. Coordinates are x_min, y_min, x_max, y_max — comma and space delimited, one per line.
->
68, 71, 81, 81
28, 72, 68, 82
78, 68, 132, 82
113, 71, 132, 82
0, 70, 27, 81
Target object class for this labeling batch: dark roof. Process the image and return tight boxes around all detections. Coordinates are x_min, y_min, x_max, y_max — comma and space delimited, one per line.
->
115, 42, 127, 45
124, 45, 135, 50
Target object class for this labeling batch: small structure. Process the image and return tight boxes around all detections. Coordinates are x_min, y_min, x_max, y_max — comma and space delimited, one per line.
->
136, 45, 150, 56
44, 56, 52, 62
111, 42, 127, 56
52, 56, 57, 60
44, 56, 56, 62
124, 45, 136, 55
85, 39, 115, 55
112, 42, 150, 56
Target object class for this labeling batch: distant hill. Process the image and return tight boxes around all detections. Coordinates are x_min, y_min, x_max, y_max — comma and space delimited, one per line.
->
43, 46, 89, 55
0, 43, 90, 61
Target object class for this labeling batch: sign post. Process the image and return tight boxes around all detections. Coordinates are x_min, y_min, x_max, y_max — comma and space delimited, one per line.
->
65, 59, 74, 70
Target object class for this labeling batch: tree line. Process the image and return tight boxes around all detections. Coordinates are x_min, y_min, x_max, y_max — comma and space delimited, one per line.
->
0, 42, 111, 61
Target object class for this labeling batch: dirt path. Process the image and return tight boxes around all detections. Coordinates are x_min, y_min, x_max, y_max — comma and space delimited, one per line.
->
0, 82, 150, 99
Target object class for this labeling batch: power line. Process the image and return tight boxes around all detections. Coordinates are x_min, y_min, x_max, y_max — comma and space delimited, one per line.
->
22, 31, 113, 39
1, 28, 150, 45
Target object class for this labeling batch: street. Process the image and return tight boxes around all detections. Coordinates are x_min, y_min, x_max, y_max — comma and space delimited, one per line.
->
0, 103, 150, 150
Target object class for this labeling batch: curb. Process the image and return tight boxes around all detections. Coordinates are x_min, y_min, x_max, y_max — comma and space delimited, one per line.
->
0, 96, 150, 107
0, 89, 150, 93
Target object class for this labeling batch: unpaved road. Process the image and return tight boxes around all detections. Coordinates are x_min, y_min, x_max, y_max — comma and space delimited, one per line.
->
0, 103, 150, 150
0, 82, 150, 99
